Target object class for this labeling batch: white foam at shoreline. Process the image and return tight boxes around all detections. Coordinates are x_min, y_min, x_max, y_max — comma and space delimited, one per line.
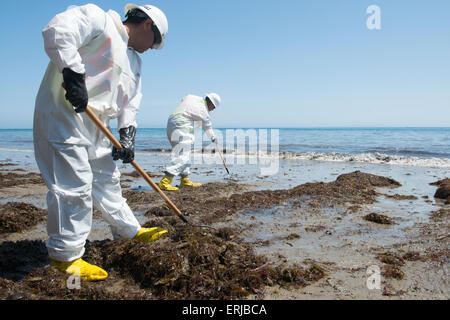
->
2, 147, 450, 168
279, 151, 450, 168
0, 148, 34, 152
187, 149, 450, 168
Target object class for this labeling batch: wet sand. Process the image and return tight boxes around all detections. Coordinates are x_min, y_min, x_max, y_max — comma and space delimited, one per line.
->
0, 156, 449, 300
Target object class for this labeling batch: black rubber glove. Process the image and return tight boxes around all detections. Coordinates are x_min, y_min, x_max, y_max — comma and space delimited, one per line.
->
62, 68, 88, 113
112, 126, 136, 163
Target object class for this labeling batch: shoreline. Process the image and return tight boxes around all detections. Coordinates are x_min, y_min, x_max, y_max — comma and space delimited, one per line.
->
0, 157, 449, 299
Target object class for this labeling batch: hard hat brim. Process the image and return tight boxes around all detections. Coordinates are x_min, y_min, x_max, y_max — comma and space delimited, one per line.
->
125, 3, 165, 50
206, 93, 221, 108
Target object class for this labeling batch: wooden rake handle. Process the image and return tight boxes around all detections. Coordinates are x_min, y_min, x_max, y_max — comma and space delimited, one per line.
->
84, 107, 189, 224
214, 140, 230, 174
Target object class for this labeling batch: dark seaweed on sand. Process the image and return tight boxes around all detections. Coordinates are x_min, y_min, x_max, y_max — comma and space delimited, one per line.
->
0, 171, 402, 299
0, 202, 46, 233
0, 228, 325, 300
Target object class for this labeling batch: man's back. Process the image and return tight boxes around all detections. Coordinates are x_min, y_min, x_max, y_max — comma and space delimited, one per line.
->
38, 4, 142, 120
169, 95, 209, 128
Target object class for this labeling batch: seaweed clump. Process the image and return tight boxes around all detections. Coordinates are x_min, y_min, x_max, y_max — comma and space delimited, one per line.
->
145, 171, 402, 225
382, 265, 405, 279
402, 251, 422, 261
0, 202, 47, 233
430, 178, 450, 203
377, 252, 405, 266
81, 226, 325, 299
0, 227, 326, 300
377, 252, 405, 280
363, 213, 394, 225
0, 172, 44, 189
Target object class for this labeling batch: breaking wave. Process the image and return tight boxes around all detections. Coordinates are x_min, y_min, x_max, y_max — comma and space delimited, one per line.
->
277, 151, 450, 168
3, 147, 448, 168
186, 149, 450, 168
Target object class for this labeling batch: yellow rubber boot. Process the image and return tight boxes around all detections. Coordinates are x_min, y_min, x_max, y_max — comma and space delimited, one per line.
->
50, 258, 108, 281
133, 227, 168, 243
158, 176, 179, 191
180, 177, 202, 187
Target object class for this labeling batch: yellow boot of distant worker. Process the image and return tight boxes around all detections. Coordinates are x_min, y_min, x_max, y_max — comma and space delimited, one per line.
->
180, 177, 202, 187
158, 176, 179, 191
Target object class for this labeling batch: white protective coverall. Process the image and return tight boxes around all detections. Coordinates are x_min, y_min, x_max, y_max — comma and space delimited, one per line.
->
165, 95, 215, 177
34, 4, 142, 262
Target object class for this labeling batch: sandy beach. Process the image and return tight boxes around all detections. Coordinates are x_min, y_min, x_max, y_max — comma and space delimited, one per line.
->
0, 150, 449, 300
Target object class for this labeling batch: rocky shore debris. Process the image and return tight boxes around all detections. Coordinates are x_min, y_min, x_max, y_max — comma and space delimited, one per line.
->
430, 178, 450, 203
363, 213, 395, 225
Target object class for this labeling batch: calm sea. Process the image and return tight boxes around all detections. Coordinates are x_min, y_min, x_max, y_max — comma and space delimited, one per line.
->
1, 127, 449, 166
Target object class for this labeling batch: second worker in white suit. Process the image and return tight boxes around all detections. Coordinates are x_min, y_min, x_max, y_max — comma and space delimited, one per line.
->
159, 93, 221, 191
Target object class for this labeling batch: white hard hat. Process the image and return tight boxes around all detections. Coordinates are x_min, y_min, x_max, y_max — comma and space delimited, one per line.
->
124, 3, 168, 50
206, 93, 221, 108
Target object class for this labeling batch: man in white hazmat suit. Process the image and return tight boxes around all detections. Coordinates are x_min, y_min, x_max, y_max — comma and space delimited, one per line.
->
158, 93, 221, 191
33, 3, 169, 281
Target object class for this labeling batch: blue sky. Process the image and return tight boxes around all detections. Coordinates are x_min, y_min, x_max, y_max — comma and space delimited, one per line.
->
0, 0, 449, 128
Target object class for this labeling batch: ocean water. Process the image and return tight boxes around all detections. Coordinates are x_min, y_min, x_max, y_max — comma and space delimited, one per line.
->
1, 127, 449, 168
1, 128, 449, 221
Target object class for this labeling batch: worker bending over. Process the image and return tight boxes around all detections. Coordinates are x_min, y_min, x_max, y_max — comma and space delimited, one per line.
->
34, 3, 169, 281
159, 93, 221, 191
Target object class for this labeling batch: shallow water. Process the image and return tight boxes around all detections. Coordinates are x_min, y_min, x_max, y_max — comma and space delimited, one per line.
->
234, 188, 443, 269
2, 148, 449, 203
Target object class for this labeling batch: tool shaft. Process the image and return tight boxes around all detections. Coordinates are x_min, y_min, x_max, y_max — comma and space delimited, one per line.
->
84, 107, 185, 219
214, 141, 230, 174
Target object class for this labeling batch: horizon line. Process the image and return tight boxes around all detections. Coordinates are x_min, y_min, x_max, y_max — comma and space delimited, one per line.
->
1, 126, 450, 130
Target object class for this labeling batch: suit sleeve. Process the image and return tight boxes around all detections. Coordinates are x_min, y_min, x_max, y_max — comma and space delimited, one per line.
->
201, 112, 215, 141
42, 4, 106, 74
189, 101, 216, 140
117, 75, 142, 130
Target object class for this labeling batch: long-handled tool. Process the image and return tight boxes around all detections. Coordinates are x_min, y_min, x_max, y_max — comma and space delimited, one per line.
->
84, 106, 216, 230
214, 140, 230, 175
82, 106, 193, 225
62, 85, 216, 229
